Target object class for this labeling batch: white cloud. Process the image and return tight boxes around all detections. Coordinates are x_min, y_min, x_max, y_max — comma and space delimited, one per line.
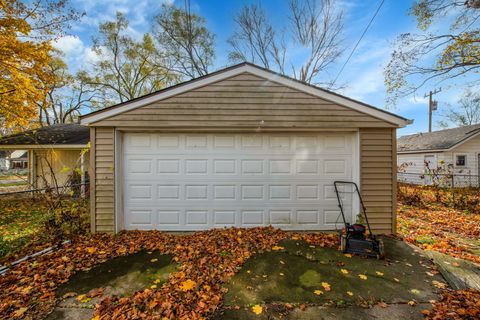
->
340, 65, 384, 101
84, 47, 102, 65
51, 35, 102, 73
52, 35, 84, 56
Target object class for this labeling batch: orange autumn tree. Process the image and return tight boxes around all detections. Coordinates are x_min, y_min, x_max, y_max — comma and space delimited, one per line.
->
0, 0, 80, 129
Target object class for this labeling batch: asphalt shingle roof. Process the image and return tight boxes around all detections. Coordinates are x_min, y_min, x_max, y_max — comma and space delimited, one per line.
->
397, 124, 480, 152
0, 124, 90, 146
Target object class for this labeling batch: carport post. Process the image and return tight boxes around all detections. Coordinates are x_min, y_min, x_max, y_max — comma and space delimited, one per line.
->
80, 151, 85, 198
28, 150, 36, 198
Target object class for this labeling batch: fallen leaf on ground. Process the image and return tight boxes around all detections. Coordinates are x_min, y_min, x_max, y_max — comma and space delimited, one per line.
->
179, 279, 196, 292
359, 274, 368, 280
76, 294, 91, 303
13, 307, 28, 317
86, 247, 96, 254
321, 282, 331, 291
62, 292, 77, 299
432, 280, 447, 289
252, 304, 263, 315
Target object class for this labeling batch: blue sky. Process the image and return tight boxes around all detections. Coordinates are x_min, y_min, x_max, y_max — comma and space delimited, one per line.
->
52, 0, 473, 136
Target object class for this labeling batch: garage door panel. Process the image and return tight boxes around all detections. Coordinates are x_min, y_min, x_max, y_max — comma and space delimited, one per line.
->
124, 182, 348, 203
123, 133, 356, 231
124, 157, 353, 178
123, 134, 354, 155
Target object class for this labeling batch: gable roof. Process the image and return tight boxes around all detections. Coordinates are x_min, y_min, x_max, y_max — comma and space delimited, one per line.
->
10, 150, 27, 159
397, 124, 480, 153
80, 62, 411, 127
0, 124, 89, 148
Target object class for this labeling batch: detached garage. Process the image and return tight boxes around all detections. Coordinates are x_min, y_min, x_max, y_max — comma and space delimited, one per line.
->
80, 63, 410, 234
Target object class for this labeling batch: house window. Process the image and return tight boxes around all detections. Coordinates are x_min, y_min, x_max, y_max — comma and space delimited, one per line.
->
455, 155, 466, 166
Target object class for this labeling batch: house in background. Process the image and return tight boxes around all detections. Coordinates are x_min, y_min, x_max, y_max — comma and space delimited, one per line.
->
397, 124, 480, 187
9, 150, 28, 170
0, 150, 28, 172
0, 124, 90, 189
80, 62, 410, 234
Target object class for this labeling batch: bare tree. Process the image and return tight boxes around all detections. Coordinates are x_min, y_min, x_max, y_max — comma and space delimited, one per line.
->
438, 88, 480, 128
79, 12, 178, 107
154, 1, 215, 79
228, 0, 343, 86
228, 4, 286, 72
37, 55, 99, 126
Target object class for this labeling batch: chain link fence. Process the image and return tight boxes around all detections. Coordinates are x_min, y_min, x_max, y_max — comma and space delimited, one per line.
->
398, 172, 480, 188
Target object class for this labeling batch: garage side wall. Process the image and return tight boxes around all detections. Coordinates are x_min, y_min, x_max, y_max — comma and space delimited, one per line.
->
90, 127, 115, 233
360, 128, 396, 234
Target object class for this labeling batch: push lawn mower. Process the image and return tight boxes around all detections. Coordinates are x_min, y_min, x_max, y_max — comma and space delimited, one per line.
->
333, 181, 385, 259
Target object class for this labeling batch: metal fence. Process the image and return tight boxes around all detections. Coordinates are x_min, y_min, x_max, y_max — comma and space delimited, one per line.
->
398, 172, 480, 188
0, 182, 90, 198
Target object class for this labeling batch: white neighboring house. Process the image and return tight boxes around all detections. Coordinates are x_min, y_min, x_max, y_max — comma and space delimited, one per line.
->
397, 124, 480, 187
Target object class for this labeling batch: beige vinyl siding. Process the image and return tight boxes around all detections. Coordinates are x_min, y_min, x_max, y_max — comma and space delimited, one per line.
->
360, 128, 396, 234
91, 73, 395, 129
91, 127, 115, 233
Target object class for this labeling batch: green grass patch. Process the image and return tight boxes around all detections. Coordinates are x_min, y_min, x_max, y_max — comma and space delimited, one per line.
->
0, 199, 47, 259
415, 235, 436, 245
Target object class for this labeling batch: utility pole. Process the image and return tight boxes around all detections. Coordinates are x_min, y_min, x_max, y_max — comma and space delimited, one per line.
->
424, 88, 441, 132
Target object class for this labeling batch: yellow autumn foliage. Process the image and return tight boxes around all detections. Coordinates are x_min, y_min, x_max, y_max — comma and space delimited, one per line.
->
0, 0, 78, 129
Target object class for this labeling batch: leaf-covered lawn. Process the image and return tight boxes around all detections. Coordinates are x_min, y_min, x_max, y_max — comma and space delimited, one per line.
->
397, 185, 480, 264
0, 199, 47, 260
397, 185, 480, 319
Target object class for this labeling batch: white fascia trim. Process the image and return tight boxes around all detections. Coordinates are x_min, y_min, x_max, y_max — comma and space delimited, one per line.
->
81, 64, 411, 127
0, 144, 87, 150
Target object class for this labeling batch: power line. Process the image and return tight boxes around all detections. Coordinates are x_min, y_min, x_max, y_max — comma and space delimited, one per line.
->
332, 0, 386, 86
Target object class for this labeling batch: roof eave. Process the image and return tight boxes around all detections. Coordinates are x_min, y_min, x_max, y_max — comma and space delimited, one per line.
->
0, 144, 88, 149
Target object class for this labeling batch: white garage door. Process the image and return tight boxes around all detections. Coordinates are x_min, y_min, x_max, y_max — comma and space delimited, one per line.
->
122, 133, 356, 231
